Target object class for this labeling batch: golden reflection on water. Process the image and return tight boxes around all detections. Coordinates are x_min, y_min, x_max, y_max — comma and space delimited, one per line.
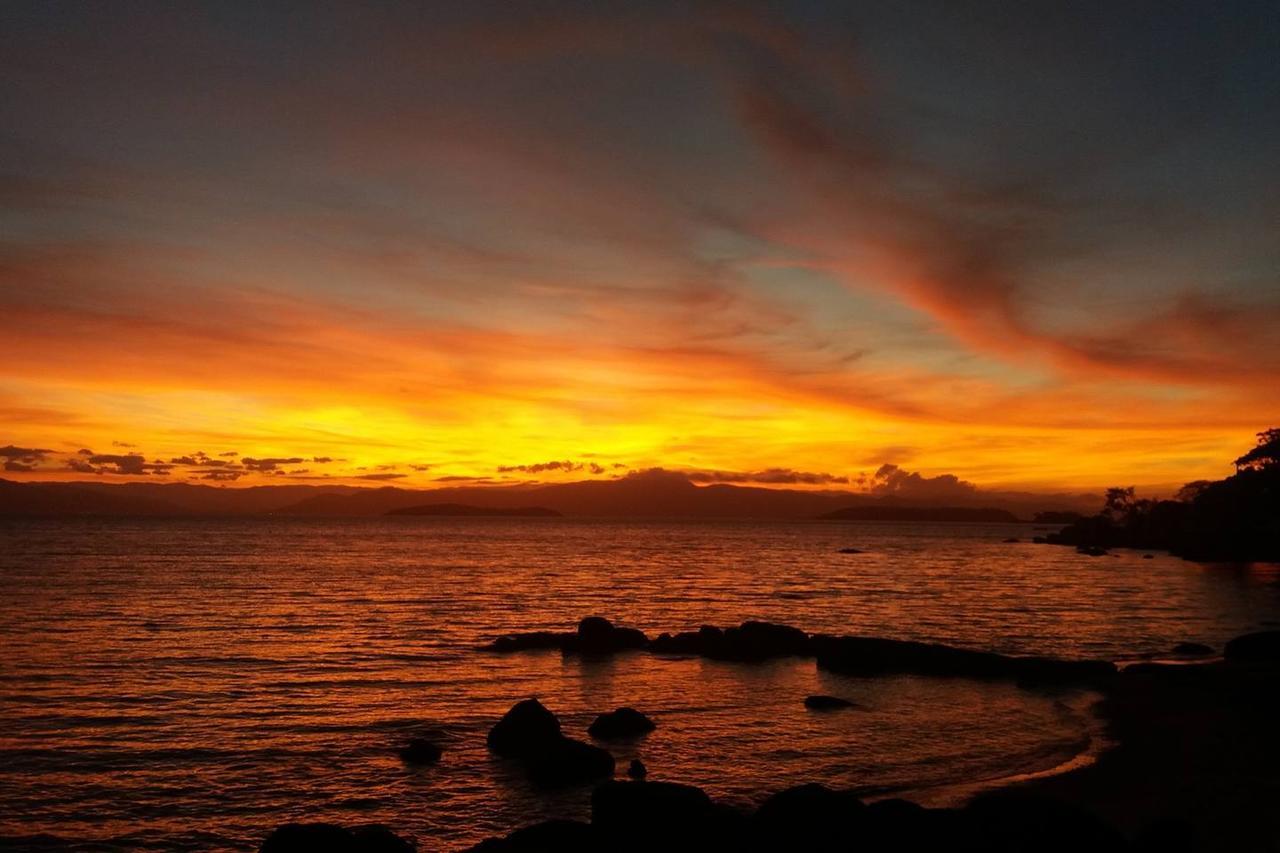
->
0, 517, 1276, 850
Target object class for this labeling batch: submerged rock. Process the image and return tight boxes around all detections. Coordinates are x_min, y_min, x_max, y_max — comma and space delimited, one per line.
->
397, 738, 442, 765
837, 547, 864, 554
260, 823, 415, 853
1077, 545, 1108, 556
803, 694, 856, 710
588, 707, 656, 740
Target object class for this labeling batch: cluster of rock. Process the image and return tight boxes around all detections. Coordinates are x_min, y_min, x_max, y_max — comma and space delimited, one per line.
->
488, 698, 619, 787
465, 780, 1154, 852
485, 616, 1117, 687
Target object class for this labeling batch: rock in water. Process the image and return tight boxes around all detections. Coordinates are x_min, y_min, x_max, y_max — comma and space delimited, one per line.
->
588, 707, 656, 739
523, 736, 615, 788
803, 694, 856, 710
1172, 642, 1214, 656
627, 758, 647, 780
260, 823, 415, 852
397, 738, 442, 765
837, 547, 864, 554
487, 699, 561, 757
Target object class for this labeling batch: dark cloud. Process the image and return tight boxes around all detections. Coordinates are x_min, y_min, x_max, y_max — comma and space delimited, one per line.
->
218, 451, 238, 457
69, 452, 172, 476
312, 456, 333, 463
201, 470, 242, 481
684, 468, 849, 485
0, 445, 52, 466
355, 472, 407, 480
410, 464, 432, 471
241, 456, 306, 472
496, 460, 581, 474
866, 464, 978, 501
111, 440, 136, 448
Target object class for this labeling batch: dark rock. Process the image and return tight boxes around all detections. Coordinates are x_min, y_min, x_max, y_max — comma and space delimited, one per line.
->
485, 631, 574, 653
571, 616, 648, 654
1143, 553, 1155, 559
588, 707, 656, 740
397, 738, 442, 765
261, 823, 415, 853
261, 824, 356, 853
1077, 545, 1108, 556
1003, 537, 1021, 543
464, 819, 599, 853
349, 825, 416, 853
1224, 630, 1280, 662
1032, 536, 1047, 543
627, 758, 647, 780
710, 621, 812, 661
1134, 817, 1199, 853
863, 799, 962, 848
837, 547, 864, 554
813, 635, 1115, 687
523, 736, 615, 788
963, 791, 1127, 852
753, 783, 866, 849
1172, 642, 1214, 656
803, 694, 856, 710
487, 699, 561, 758
591, 781, 743, 849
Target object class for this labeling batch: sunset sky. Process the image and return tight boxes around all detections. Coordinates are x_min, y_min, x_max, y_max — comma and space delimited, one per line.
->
2, 2, 1277, 494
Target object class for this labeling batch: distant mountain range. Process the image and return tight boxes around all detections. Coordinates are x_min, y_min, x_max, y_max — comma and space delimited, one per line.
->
0, 470, 1099, 520
386, 503, 561, 517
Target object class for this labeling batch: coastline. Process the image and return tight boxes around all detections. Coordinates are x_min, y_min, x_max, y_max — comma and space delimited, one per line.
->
1010, 658, 1280, 850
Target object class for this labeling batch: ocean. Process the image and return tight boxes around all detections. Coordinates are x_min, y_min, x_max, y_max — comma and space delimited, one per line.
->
1, 516, 1277, 850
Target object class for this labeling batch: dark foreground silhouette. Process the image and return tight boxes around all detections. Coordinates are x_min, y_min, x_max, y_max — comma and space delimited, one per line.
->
1045, 428, 1280, 562
258, 625, 1280, 852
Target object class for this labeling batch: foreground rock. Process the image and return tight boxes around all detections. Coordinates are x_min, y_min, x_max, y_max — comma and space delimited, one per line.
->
260, 823, 414, 852
487, 698, 614, 787
470, 781, 1145, 852
650, 621, 812, 661
1223, 630, 1280, 662
803, 694, 856, 710
1171, 642, 1213, 656
588, 707, 656, 739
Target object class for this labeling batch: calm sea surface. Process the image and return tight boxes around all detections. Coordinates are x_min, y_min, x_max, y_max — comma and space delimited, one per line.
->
2, 516, 1278, 851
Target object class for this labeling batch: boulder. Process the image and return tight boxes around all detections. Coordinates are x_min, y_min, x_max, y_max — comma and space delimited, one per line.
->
1224, 630, 1280, 662
571, 616, 649, 654
397, 738, 442, 765
523, 735, 615, 788
1003, 537, 1021, 543
588, 707, 656, 740
753, 783, 866, 848
591, 781, 742, 848
465, 819, 599, 853
1172, 642, 1214, 656
837, 547, 864, 554
627, 758, 647, 780
487, 699, 561, 757
963, 791, 1127, 852
260, 823, 415, 853
803, 694, 856, 710
710, 621, 813, 661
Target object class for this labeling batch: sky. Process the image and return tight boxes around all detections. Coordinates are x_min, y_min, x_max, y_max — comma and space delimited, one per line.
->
1, 1, 1277, 494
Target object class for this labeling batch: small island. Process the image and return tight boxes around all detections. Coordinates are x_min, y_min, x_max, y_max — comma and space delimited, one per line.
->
385, 503, 562, 518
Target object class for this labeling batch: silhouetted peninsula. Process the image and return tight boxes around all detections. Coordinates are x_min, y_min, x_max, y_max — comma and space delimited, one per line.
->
385, 503, 561, 517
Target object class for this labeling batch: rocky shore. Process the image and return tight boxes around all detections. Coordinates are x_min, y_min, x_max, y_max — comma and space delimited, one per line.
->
259, 624, 1280, 852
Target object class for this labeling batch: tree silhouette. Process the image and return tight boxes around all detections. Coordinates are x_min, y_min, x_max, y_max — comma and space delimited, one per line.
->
1234, 428, 1280, 472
